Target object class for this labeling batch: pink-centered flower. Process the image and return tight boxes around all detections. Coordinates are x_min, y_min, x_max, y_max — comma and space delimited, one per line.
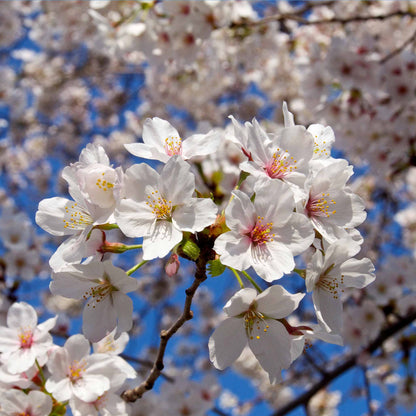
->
0, 302, 56, 374
124, 117, 221, 163
232, 115, 314, 194
45, 334, 129, 403
0, 390, 52, 416
214, 180, 314, 281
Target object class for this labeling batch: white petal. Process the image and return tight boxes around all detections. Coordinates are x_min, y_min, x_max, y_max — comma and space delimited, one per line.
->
83, 297, 117, 343
142, 221, 183, 260
313, 289, 343, 334
208, 317, 246, 370
252, 242, 294, 281
159, 156, 195, 205
36, 197, 78, 236
224, 190, 256, 233
73, 373, 110, 402
65, 334, 91, 362
214, 232, 252, 271
124, 143, 169, 163
7, 302, 37, 329
248, 319, 292, 384
173, 198, 217, 232
340, 258, 376, 288
116, 199, 155, 238
45, 377, 73, 402
275, 213, 314, 256
103, 261, 139, 293
256, 285, 304, 319
0, 327, 20, 352
112, 292, 134, 334
182, 130, 221, 159
121, 163, 159, 202
142, 117, 179, 150
28, 390, 53, 416
223, 288, 258, 316
254, 180, 295, 226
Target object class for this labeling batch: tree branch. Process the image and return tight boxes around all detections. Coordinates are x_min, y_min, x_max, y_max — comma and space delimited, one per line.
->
249, 9, 416, 27
380, 25, 416, 64
270, 311, 416, 416
121, 234, 215, 402
362, 365, 374, 416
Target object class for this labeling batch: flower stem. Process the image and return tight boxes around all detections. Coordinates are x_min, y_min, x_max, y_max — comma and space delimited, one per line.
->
127, 260, 148, 275
35, 359, 46, 385
230, 267, 244, 289
241, 270, 262, 293
96, 223, 119, 230
293, 268, 306, 279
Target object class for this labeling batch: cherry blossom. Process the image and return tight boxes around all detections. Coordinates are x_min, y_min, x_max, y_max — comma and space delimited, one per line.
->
0, 390, 52, 416
306, 238, 375, 334
50, 260, 138, 342
214, 179, 314, 281
45, 334, 132, 403
209, 286, 304, 383
125, 117, 221, 163
116, 156, 218, 260
0, 302, 56, 374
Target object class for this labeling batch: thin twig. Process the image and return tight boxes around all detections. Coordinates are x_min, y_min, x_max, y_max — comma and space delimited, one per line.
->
121, 236, 215, 402
303, 349, 329, 377
249, 9, 416, 27
362, 366, 374, 416
380, 26, 416, 64
270, 310, 416, 416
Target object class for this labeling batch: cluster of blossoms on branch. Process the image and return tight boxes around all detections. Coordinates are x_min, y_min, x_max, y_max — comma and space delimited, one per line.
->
2, 103, 371, 414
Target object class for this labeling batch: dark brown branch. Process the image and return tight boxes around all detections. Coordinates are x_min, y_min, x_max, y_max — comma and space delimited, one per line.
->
250, 9, 416, 27
271, 310, 416, 416
121, 237, 215, 402
380, 26, 416, 64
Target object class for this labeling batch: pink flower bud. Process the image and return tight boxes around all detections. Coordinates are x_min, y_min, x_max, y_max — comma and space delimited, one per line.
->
165, 253, 180, 277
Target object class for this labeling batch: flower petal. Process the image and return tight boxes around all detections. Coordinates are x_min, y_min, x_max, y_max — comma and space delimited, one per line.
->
256, 285, 304, 319
248, 319, 292, 384
208, 317, 246, 370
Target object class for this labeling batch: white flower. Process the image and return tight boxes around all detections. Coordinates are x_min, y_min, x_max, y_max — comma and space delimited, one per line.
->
209, 286, 304, 383
0, 302, 56, 374
115, 156, 218, 260
63, 143, 122, 210
35, 195, 111, 271
45, 334, 127, 403
35, 144, 119, 270
300, 159, 366, 243
50, 260, 138, 342
234, 115, 314, 194
214, 180, 314, 281
124, 117, 221, 163
69, 390, 130, 416
92, 329, 129, 355
306, 238, 376, 334
0, 390, 52, 416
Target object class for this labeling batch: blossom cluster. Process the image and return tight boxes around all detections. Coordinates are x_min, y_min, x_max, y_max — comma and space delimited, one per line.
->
24, 105, 374, 413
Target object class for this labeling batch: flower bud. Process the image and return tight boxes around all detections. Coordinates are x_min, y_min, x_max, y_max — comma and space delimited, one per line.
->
165, 253, 180, 277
